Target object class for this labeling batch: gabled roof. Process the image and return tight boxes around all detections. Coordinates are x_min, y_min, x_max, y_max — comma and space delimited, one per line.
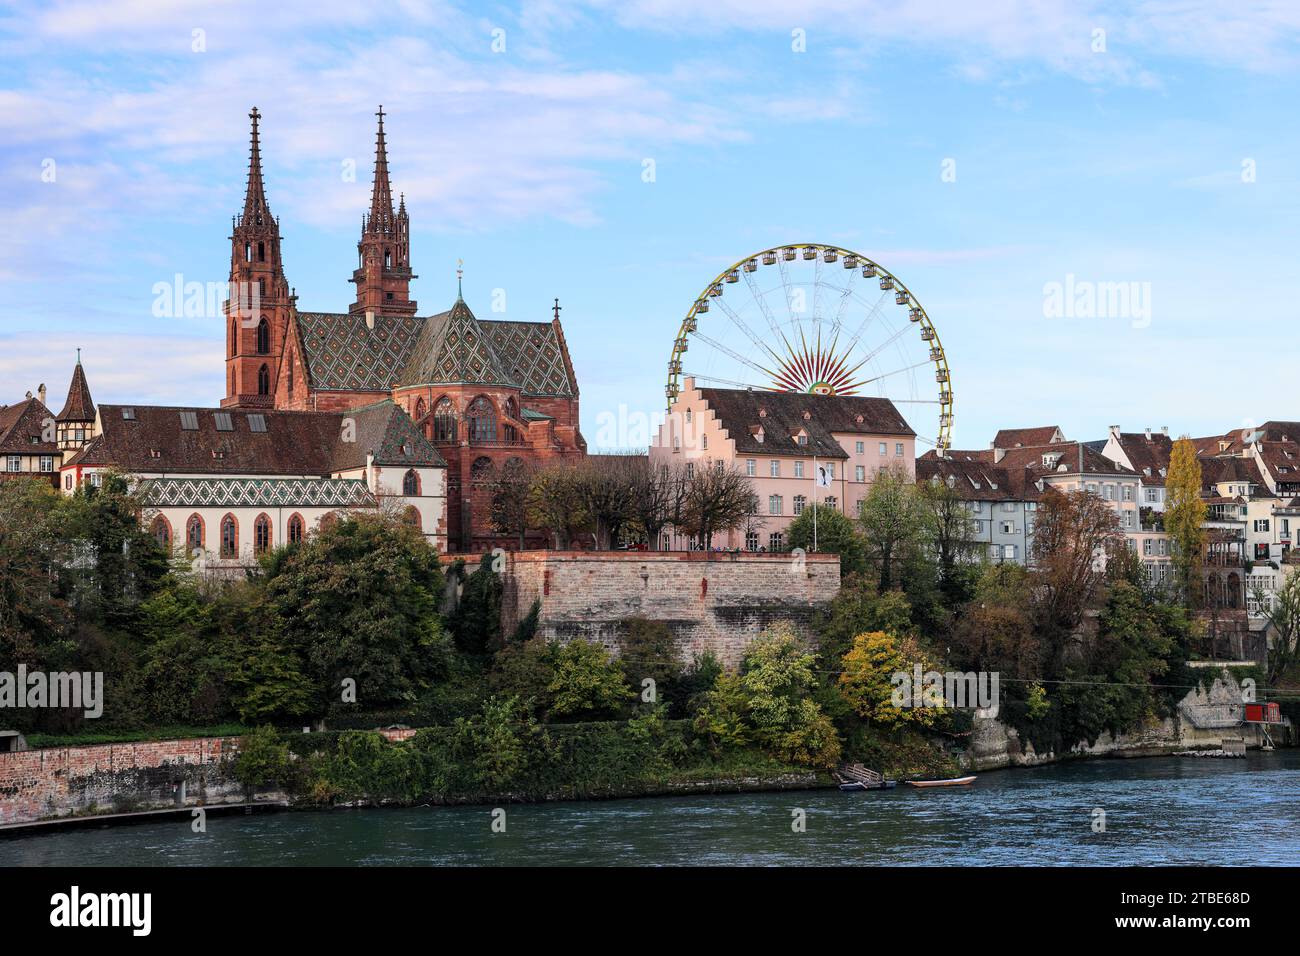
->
295, 311, 427, 392
56, 362, 95, 422
696, 387, 914, 460
916, 456, 1043, 502
1112, 431, 1174, 485
64, 402, 442, 475
1200, 455, 1272, 496
480, 320, 578, 397
0, 397, 57, 454
396, 298, 512, 389
993, 426, 1062, 449
992, 441, 1139, 479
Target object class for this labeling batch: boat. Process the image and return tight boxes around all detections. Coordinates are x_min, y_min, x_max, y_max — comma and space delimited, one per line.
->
838, 779, 898, 792
907, 775, 977, 788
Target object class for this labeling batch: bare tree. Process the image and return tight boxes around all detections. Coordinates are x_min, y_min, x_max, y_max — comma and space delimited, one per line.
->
680, 463, 758, 549
858, 462, 925, 592
1031, 488, 1123, 655
490, 458, 535, 549
576, 453, 641, 550
1261, 572, 1300, 683
630, 458, 689, 550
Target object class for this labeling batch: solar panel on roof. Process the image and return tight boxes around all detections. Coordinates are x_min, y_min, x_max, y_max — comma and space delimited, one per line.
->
214, 413, 233, 431
247, 414, 267, 433
179, 411, 198, 430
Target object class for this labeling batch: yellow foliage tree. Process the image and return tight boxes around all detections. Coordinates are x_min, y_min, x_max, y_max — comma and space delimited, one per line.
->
839, 630, 945, 729
1165, 437, 1206, 609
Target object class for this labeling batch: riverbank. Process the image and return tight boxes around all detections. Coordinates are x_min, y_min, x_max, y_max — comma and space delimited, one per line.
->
4, 751, 1298, 866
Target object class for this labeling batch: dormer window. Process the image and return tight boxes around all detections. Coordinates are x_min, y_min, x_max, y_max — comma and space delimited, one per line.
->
758, 408, 767, 419
751, 425, 765, 444
1042, 453, 1061, 468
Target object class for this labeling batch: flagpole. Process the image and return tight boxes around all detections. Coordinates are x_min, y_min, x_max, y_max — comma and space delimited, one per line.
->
812, 453, 818, 552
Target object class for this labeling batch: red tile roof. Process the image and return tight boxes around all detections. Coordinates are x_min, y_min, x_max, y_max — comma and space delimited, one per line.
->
56, 362, 95, 422
992, 426, 1062, 448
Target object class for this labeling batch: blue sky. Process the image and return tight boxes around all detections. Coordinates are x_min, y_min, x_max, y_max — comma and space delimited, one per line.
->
2, 0, 1298, 451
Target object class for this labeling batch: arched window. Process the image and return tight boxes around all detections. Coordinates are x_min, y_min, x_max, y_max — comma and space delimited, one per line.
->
287, 362, 294, 395
467, 396, 496, 444
403, 506, 421, 529
230, 318, 237, 357
402, 469, 420, 496
257, 241, 265, 262
186, 514, 204, 553
414, 397, 428, 435
287, 513, 304, 545
433, 397, 457, 442
319, 512, 339, 533
256, 318, 270, 354
505, 397, 519, 420
384, 248, 392, 269
244, 242, 252, 263
150, 515, 172, 552
220, 514, 238, 558
254, 513, 272, 555
257, 364, 270, 395
471, 456, 495, 483
503, 423, 520, 444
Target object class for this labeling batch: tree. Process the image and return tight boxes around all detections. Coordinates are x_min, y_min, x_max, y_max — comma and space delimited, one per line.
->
1262, 571, 1300, 683
527, 461, 590, 549
575, 454, 640, 550
857, 462, 924, 592
839, 630, 945, 729
545, 640, 630, 719
447, 552, 503, 654
916, 477, 981, 605
0, 478, 73, 666
628, 459, 689, 550
1165, 437, 1207, 610
259, 512, 446, 715
489, 457, 535, 549
950, 604, 1039, 680
734, 625, 840, 767
1031, 488, 1122, 651
787, 503, 867, 577
680, 464, 758, 548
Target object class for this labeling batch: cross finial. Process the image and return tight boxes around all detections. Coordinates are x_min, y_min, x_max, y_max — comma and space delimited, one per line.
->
553, 297, 561, 322
456, 258, 464, 301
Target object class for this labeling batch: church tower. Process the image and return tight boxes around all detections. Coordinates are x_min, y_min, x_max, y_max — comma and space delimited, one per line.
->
350, 107, 418, 318
223, 107, 293, 408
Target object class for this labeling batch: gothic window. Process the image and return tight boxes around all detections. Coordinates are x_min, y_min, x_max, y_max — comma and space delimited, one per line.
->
320, 512, 339, 533
257, 241, 265, 262
257, 364, 270, 395
433, 397, 457, 442
186, 514, 204, 553
403, 469, 420, 496
505, 397, 519, 420
245, 242, 252, 262
220, 514, 237, 559
258, 277, 266, 297
503, 424, 520, 444
150, 516, 171, 551
471, 457, 495, 483
287, 363, 294, 395
385, 248, 392, 269
467, 396, 496, 444
256, 318, 270, 354
287, 513, 304, 545
254, 513, 272, 555
403, 506, 421, 529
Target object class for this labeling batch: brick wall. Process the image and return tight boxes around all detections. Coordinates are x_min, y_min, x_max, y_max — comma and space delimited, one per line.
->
0, 736, 253, 826
498, 550, 841, 669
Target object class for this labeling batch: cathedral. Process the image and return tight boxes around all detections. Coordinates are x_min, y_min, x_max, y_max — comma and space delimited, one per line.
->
3, 107, 586, 560
222, 106, 585, 551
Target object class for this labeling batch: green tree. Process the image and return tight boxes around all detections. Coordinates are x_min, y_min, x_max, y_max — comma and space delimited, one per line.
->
916, 477, 981, 608
839, 630, 945, 729
858, 462, 925, 592
448, 552, 503, 654
1165, 437, 1207, 610
546, 640, 631, 719
787, 503, 867, 577
1261, 571, 1300, 683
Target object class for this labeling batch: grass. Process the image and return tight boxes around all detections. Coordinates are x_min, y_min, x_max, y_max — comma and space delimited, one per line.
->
24, 723, 252, 749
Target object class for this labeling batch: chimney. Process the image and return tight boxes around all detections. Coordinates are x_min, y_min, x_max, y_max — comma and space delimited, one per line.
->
1109, 425, 1120, 440
1161, 426, 1168, 435
38, 383, 46, 406
1145, 427, 1151, 440
993, 447, 1006, 464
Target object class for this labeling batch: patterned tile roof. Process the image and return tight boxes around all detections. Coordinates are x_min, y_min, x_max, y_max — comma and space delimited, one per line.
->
481, 320, 578, 397
137, 476, 376, 509
296, 311, 430, 391
396, 299, 512, 389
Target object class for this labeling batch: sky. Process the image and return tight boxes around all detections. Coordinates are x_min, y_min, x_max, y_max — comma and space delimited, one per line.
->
1, 0, 1298, 452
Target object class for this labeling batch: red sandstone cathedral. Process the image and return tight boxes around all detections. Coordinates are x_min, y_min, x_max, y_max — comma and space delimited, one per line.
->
222, 107, 586, 550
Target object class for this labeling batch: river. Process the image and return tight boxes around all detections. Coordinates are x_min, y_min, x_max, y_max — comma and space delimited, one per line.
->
4, 751, 1298, 866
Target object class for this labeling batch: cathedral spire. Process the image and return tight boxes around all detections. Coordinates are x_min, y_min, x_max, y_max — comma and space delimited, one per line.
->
242, 106, 271, 224
367, 105, 394, 233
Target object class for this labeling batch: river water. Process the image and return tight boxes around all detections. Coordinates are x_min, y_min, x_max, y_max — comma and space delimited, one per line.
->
4, 752, 1298, 866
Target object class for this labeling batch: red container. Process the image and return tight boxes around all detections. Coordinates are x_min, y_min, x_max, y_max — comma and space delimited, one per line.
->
1244, 702, 1281, 723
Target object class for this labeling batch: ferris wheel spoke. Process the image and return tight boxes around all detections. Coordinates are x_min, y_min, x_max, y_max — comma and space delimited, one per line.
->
856, 322, 913, 368
743, 269, 787, 344
691, 329, 780, 381
840, 290, 890, 354
712, 294, 788, 369
862, 359, 930, 385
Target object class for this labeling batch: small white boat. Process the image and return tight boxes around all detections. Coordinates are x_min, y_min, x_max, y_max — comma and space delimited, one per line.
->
907, 775, 977, 788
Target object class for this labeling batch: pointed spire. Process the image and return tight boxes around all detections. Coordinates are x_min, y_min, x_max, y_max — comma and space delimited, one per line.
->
367, 105, 394, 233
456, 258, 464, 302
242, 106, 271, 224
56, 353, 95, 422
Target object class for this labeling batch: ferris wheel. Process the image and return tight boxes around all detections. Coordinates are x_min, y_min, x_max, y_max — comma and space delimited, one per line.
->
665, 244, 954, 453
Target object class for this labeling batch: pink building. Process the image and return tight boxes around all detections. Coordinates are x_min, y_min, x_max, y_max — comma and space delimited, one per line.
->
650, 376, 916, 550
